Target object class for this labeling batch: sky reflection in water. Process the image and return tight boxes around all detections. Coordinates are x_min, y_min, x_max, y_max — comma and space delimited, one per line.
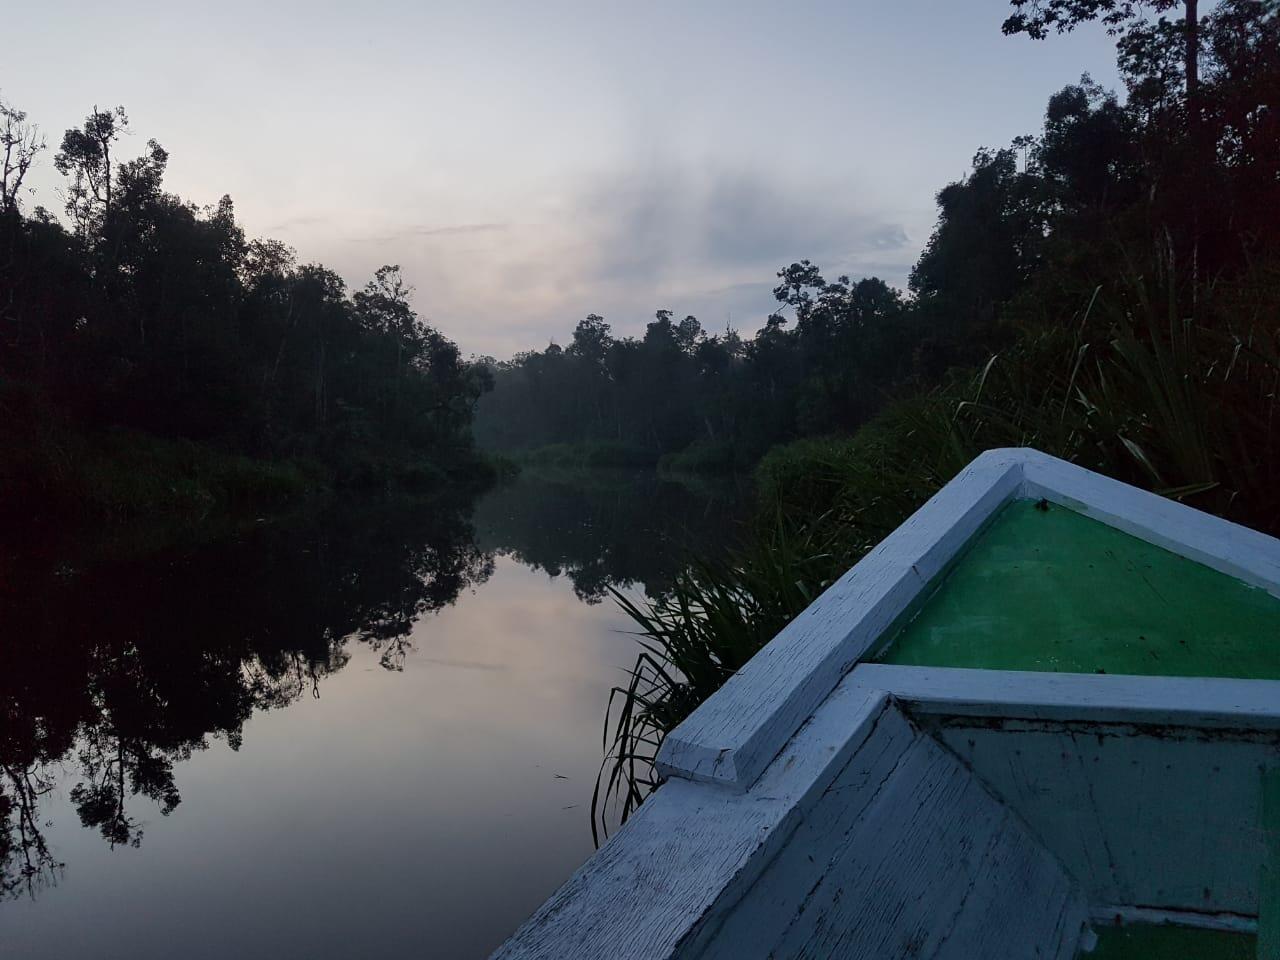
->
0, 471, 745, 959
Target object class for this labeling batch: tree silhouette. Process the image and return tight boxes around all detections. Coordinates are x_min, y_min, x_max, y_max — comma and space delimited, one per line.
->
0, 98, 44, 214
2, 97, 493, 507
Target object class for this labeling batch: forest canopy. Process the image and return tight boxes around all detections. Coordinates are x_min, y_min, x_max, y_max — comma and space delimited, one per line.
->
0, 104, 494, 519
475, 0, 1280, 478
3, 0, 1278, 513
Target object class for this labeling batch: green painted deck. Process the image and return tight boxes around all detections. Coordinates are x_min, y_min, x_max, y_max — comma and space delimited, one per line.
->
1084, 924, 1257, 959
877, 499, 1280, 679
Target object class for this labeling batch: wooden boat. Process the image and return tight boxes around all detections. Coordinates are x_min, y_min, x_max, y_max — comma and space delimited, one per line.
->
493, 448, 1280, 960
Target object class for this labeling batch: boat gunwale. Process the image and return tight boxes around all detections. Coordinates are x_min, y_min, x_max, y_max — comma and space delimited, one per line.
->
656, 447, 1280, 793
860, 663, 1280, 734
494, 660, 1280, 959
495, 449, 1280, 960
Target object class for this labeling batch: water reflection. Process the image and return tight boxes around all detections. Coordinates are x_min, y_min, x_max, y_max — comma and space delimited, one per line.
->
0, 494, 493, 899
0, 470, 743, 956
474, 468, 746, 603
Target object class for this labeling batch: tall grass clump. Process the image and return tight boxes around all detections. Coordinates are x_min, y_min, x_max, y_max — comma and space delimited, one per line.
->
592, 515, 852, 840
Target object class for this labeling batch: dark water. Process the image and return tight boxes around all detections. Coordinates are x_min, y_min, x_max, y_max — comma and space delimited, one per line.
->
0, 470, 746, 959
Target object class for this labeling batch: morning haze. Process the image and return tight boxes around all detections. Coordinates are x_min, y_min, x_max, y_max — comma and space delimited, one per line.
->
8, 0, 1120, 356
9, 1, 1274, 957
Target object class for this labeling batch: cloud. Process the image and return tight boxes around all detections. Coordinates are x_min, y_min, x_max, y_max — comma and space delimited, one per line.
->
414, 222, 508, 237
353, 222, 511, 245
701, 174, 861, 267
865, 223, 911, 250
571, 165, 913, 298
306, 162, 918, 357
263, 214, 329, 232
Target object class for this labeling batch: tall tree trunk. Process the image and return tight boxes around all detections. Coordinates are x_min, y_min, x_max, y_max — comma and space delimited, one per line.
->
1184, 0, 1199, 103
1185, 0, 1202, 303
314, 339, 326, 429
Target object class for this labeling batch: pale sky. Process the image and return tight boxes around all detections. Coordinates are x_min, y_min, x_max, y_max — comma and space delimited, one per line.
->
7, 1, 1123, 357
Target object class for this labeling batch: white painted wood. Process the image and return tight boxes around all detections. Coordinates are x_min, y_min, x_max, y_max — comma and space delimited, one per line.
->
853, 664, 1280, 918
494, 672, 1089, 960
691, 707, 1087, 960
1018, 447, 1280, 598
494, 450, 1280, 960
1091, 905, 1259, 935
491, 677, 894, 960
657, 447, 1280, 792
857, 664, 1280, 731
655, 448, 1026, 790
936, 722, 1272, 914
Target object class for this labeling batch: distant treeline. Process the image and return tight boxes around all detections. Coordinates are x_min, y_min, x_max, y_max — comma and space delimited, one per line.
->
477, 0, 1280, 474
0, 104, 493, 521
474, 279, 916, 471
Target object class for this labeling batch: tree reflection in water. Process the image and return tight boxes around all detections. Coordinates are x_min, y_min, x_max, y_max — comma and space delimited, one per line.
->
473, 468, 746, 604
0, 494, 493, 898
0, 470, 744, 901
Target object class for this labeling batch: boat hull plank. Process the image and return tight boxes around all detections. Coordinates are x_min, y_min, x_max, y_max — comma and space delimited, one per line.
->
937, 720, 1271, 916
692, 706, 1086, 960
655, 449, 1025, 791
493, 450, 1280, 960
491, 679, 895, 960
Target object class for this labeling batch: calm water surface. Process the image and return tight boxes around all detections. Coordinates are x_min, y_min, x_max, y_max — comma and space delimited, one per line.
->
0, 470, 745, 959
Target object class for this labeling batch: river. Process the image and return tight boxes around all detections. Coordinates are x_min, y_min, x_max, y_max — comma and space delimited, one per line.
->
0, 469, 747, 959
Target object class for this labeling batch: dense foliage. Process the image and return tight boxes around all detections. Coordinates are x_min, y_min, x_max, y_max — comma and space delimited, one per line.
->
483, 0, 1279, 491
0, 105, 492, 520
475, 279, 915, 468
594, 0, 1280, 832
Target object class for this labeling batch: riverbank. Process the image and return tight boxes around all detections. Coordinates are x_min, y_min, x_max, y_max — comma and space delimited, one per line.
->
505, 439, 757, 476
6, 426, 323, 522
0, 420, 507, 557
